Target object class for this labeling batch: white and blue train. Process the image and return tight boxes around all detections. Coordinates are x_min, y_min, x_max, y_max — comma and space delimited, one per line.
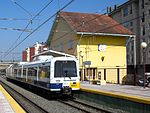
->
6, 50, 80, 94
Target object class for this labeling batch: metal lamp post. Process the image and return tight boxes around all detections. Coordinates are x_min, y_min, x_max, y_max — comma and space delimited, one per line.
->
141, 42, 147, 88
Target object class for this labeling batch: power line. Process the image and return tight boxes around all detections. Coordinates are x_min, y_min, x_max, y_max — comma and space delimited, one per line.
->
48, 1, 133, 45
3, 0, 75, 59
0, 27, 32, 32
49, 8, 148, 55
0, 18, 39, 21
11, 0, 32, 16
4, 0, 55, 59
0, 51, 21, 54
49, 9, 147, 45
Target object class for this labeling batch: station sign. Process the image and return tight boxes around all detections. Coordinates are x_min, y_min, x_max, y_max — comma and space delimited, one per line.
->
83, 61, 91, 65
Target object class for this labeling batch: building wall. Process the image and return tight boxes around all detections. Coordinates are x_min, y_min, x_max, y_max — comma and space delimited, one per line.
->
29, 47, 35, 62
109, 0, 150, 65
22, 51, 27, 61
77, 35, 127, 83
49, 16, 127, 83
49, 17, 78, 55
22, 42, 47, 62
77, 35, 126, 68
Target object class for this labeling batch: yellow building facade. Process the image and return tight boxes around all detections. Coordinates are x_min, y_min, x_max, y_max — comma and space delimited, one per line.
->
47, 11, 134, 84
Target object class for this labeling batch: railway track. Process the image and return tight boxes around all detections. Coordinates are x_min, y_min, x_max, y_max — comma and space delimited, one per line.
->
57, 98, 112, 113
0, 77, 113, 113
1, 81, 49, 113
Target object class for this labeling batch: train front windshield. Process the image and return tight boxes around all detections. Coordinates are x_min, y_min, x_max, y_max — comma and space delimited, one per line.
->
54, 61, 77, 77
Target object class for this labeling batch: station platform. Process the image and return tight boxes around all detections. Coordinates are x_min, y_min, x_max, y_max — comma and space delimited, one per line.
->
80, 81, 150, 104
0, 85, 26, 113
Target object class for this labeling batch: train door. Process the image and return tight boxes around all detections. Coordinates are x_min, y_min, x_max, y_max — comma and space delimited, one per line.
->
37, 63, 50, 88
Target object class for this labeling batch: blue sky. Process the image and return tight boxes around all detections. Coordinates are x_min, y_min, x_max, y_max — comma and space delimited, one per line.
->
0, 0, 127, 61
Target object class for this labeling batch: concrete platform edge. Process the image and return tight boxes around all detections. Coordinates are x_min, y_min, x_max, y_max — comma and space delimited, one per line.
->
80, 88, 150, 104
0, 85, 26, 113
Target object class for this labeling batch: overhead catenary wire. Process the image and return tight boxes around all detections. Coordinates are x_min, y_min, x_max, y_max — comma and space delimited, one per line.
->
50, 11, 144, 44
4, 1, 130, 60
4, 0, 146, 60
49, 7, 148, 54
48, 1, 134, 45
0, 51, 21, 62
0, 18, 40, 21
47, 10, 149, 65
4, 0, 55, 59
0, 27, 32, 32
11, 0, 32, 17
3, 0, 75, 59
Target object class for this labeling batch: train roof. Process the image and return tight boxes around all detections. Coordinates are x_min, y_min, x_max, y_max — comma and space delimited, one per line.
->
32, 49, 75, 58
16, 55, 77, 67
19, 56, 53, 66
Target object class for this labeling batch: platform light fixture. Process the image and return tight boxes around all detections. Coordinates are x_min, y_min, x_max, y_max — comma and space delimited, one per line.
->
141, 42, 147, 88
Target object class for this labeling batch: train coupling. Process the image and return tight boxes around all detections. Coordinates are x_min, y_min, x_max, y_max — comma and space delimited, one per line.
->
61, 86, 72, 95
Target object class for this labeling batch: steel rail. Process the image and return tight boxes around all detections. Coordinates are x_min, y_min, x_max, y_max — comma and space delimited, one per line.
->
70, 99, 112, 113
57, 99, 112, 113
0, 81, 49, 113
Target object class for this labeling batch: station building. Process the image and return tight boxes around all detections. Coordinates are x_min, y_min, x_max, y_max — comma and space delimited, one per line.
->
46, 11, 134, 84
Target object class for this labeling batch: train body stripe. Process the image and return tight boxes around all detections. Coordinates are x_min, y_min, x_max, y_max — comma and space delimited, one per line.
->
49, 83, 62, 89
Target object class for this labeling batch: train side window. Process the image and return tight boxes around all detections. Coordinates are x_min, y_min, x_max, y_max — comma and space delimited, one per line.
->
54, 62, 61, 77
14, 69, 17, 77
23, 68, 26, 78
28, 67, 37, 80
39, 66, 50, 79
18, 68, 21, 77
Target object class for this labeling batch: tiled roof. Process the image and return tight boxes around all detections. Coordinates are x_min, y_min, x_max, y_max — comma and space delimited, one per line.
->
59, 11, 133, 35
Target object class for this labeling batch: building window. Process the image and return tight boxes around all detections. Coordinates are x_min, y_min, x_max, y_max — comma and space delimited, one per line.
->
131, 56, 134, 64
141, 25, 145, 36
143, 26, 145, 36
146, 23, 150, 30
60, 43, 64, 52
141, 12, 145, 22
130, 28, 133, 32
141, 0, 144, 9
123, 22, 129, 28
123, 7, 128, 17
147, 37, 150, 44
56, 45, 59, 51
130, 21, 133, 26
131, 43, 134, 51
67, 40, 73, 50
148, 50, 150, 61
130, 5, 132, 14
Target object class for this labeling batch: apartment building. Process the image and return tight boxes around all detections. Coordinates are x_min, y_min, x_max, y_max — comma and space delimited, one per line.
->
22, 42, 47, 62
109, 0, 150, 65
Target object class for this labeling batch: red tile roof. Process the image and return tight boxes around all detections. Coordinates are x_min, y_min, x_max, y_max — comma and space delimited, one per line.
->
59, 11, 133, 35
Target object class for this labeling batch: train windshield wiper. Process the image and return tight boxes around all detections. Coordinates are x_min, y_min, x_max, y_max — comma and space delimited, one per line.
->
64, 70, 72, 79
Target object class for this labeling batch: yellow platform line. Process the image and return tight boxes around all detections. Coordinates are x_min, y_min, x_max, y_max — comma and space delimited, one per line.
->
80, 88, 150, 104
0, 85, 26, 113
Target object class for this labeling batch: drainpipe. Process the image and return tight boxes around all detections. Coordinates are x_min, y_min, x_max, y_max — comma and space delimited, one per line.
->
78, 33, 84, 81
